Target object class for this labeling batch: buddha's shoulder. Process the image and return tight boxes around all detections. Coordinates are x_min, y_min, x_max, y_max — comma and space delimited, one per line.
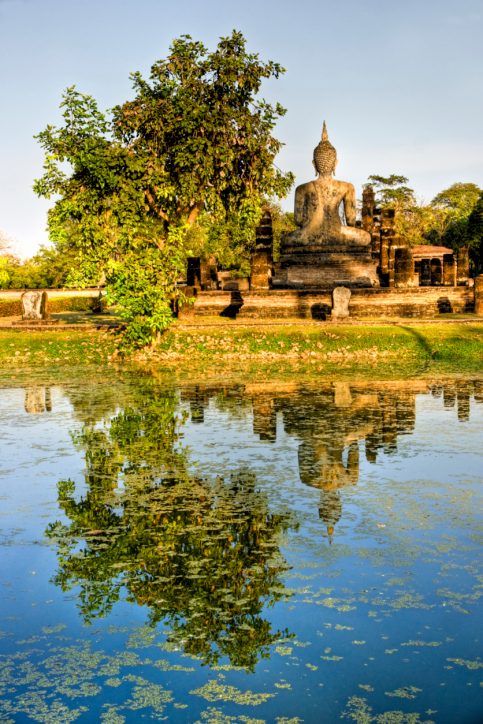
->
295, 179, 318, 194
329, 179, 355, 192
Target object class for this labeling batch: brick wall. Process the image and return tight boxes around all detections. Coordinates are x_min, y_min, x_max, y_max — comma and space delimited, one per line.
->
189, 286, 474, 320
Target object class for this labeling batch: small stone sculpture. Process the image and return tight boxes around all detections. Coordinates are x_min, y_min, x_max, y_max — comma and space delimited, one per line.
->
331, 286, 351, 319
21, 291, 49, 321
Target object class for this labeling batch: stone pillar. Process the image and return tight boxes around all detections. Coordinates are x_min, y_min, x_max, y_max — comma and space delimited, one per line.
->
187, 256, 218, 290
250, 251, 270, 290
371, 207, 382, 262
187, 258, 202, 290
475, 275, 483, 315
393, 245, 414, 288
431, 258, 443, 286
201, 254, 218, 290
255, 208, 273, 258
420, 258, 431, 286
443, 253, 456, 286
362, 187, 375, 232
178, 286, 197, 320
380, 208, 395, 283
457, 247, 469, 286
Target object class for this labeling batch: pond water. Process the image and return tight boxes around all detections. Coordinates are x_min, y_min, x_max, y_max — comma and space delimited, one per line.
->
1, 371, 483, 724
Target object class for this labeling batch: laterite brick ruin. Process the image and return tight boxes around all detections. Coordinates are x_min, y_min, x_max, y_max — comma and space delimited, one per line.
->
180, 123, 478, 320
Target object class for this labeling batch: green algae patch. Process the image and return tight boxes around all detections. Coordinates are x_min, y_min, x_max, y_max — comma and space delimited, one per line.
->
190, 678, 276, 705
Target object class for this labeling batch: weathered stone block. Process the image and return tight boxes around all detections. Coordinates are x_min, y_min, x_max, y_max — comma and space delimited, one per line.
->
21, 291, 49, 321
223, 278, 250, 291
250, 251, 270, 290
443, 254, 456, 286
331, 286, 351, 319
457, 247, 469, 286
475, 275, 483, 315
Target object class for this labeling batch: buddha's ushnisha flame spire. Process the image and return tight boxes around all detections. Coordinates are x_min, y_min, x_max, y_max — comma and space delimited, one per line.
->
313, 120, 337, 176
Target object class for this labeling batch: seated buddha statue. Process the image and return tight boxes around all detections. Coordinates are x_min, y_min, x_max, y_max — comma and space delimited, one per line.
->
281, 122, 371, 252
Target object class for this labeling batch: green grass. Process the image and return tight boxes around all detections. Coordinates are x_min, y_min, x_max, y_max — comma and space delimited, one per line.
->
2, 322, 482, 371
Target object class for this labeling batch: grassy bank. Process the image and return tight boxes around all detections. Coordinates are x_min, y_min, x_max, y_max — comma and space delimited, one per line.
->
0, 322, 482, 371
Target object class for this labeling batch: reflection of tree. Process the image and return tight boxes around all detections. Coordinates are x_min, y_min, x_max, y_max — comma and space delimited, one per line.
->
46, 381, 294, 671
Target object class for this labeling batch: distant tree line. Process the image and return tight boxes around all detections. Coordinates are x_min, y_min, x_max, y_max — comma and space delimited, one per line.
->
365, 175, 483, 272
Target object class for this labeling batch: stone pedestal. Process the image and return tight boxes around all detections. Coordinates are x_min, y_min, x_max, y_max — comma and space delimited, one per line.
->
20, 291, 49, 322
331, 286, 351, 319
274, 250, 378, 288
475, 275, 483, 315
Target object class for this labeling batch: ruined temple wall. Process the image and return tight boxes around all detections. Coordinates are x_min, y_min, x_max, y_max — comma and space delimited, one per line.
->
187, 287, 474, 320
276, 256, 380, 287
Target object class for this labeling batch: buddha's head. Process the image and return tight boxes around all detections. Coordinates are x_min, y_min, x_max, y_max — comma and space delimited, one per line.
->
313, 121, 338, 177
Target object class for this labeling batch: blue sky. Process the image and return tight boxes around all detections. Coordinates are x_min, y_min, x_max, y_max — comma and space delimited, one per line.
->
1, 0, 482, 256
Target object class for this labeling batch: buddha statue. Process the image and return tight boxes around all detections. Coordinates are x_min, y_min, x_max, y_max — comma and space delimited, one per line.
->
274, 122, 379, 288
282, 122, 371, 250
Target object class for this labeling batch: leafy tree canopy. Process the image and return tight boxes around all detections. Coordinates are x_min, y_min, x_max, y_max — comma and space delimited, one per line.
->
431, 182, 481, 217
364, 174, 415, 207
33, 31, 294, 345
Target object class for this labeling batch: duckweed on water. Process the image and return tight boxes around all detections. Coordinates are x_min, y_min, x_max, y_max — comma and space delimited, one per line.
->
2, 371, 483, 722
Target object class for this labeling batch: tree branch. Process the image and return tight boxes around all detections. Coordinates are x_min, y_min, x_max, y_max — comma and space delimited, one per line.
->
145, 189, 168, 222
187, 202, 202, 227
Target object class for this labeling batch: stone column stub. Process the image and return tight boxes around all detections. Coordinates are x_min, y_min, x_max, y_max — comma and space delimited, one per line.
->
250, 251, 270, 290
362, 187, 375, 232
457, 247, 469, 286
475, 275, 483, 315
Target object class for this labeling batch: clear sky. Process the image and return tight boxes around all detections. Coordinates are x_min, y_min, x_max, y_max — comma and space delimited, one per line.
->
1, 0, 482, 256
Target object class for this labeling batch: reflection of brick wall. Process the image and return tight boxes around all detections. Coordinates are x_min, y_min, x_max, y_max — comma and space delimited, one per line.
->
189, 287, 474, 319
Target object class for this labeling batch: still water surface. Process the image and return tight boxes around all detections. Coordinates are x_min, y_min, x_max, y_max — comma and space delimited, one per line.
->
1, 373, 483, 723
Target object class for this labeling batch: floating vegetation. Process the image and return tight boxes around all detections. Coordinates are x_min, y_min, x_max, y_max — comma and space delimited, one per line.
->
342, 696, 435, 723
447, 658, 483, 670
2, 372, 483, 723
385, 687, 422, 699
190, 678, 276, 705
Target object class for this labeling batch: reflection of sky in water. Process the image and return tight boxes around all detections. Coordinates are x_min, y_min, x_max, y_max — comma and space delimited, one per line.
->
1, 378, 483, 724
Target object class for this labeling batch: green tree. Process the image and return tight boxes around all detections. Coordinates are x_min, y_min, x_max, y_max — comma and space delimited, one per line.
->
431, 182, 481, 218
365, 174, 415, 208
34, 32, 294, 345
466, 192, 483, 272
